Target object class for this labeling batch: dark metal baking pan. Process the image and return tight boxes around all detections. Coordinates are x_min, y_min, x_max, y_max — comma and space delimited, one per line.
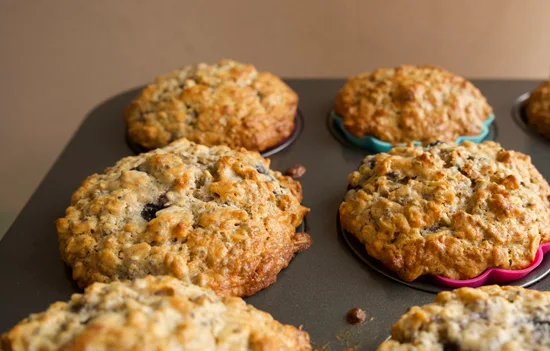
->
1, 80, 549, 350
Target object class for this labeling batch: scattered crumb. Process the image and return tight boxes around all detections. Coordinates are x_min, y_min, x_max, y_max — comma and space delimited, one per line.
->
312, 342, 331, 351
370, 316, 374, 321
346, 307, 366, 324
336, 329, 352, 343
285, 164, 306, 178
343, 346, 359, 351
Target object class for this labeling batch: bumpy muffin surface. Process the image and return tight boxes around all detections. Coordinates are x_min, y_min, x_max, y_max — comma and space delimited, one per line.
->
1, 276, 311, 351
339, 141, 550, 281
526, 79, 550, 139
125, 59, 298, 151
334, 65, 493, 144
57, 139, 310, 296
378, 285, 550, 351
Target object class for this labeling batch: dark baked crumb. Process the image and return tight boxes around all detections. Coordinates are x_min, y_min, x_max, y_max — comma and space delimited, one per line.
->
285, 164, 307, 178
426, 140, 443, 148
141, 195, 168, 221
443, 341, 461, 351
346, 307, 366, 324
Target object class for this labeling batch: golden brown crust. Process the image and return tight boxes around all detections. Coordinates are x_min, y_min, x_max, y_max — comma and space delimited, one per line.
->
378, 285, 550, 350
526, 79, 550, 139
125, 59, 298, 151
57, 139, 310, 297
339, 141, 550, 281
1, 276, 311, 351
334, 65, 493, 144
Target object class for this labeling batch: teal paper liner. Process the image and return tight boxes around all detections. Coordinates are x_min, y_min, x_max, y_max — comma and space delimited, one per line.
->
331, 111, 495, 153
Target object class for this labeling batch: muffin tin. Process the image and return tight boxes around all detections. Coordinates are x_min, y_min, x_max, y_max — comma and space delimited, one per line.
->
0, 80, 548, 350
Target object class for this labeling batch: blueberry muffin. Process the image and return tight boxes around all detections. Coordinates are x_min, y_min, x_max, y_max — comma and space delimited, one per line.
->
125, 59, 298, 151
56, 139, 310, 297
378, 285, 550, 350
339, 141, 550, 281
526, 79, 550, 139
1, 276, 311, 351
334, 65, 493, 144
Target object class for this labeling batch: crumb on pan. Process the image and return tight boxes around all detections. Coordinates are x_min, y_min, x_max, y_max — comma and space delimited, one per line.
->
346, 308, 366, 324
286, 164, 307, 178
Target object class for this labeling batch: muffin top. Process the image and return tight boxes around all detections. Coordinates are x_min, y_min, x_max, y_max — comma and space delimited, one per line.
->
334, 65, 493, 144
57, 139, 310, 297
378, 285, 550, 351
125, 59, 298, 151
1, 276, 311, 351
526, 79, 550, 139
339, 141, 550, 281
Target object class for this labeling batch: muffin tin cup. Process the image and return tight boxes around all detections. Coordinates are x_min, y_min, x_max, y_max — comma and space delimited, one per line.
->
338, 214, 550, 293
329, 110, 496, 153
126, 110, 304, 157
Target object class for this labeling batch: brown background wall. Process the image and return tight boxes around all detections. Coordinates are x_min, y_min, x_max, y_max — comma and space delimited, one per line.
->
1, 0, 549, 220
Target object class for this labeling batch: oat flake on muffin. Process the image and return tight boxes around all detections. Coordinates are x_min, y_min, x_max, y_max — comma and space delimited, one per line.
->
378, 285, 550, 351
339, 141, 550, 281
334, 65, 493, 144
125, 59, 298, 151
57, 138, 310, 297
1, 276, 311, 351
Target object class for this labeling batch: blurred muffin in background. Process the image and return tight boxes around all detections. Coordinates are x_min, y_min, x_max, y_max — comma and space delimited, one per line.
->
334, 65, 493, 144
526, 79, 550, 139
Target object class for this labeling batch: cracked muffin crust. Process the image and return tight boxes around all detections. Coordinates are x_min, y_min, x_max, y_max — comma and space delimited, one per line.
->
526, 79, 550, 139
377, 285, 550, 351
1, 276, 311, 351
125, 59, 298, 151
339, 141, 550, 281
56, 139, 310, 297
334, 65, 493, 144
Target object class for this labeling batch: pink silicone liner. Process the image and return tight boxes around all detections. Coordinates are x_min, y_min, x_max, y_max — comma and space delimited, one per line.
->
433, 242, 550, 288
